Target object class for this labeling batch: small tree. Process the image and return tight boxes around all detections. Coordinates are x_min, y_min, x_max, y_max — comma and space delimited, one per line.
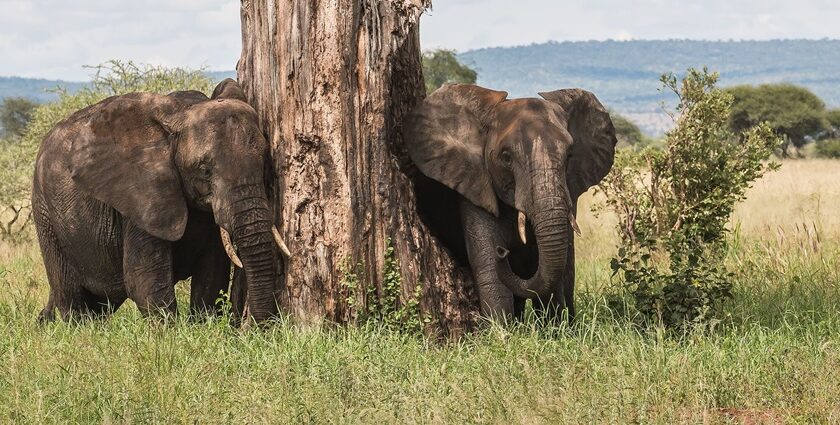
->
0, 60, 214, 242
726, 83, 827, 156
0, 97, 38, 140
610, 112, 645, 148
597, 69, 780, 329
422, 49, 477, 93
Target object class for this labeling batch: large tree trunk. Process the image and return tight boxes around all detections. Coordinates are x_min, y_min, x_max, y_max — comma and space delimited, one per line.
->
237, 0, 477, 338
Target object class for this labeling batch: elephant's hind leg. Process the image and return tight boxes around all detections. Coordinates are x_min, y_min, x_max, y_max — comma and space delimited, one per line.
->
33, 201, 89, 322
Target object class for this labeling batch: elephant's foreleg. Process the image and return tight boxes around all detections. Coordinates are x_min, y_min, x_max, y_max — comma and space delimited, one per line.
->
123, 221, 177, 316
189, 242, 231, 317
229, 267, 247, 323
460, 199, 515, 319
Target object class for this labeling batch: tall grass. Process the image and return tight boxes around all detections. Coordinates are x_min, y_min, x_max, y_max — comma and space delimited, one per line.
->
1, 160, 839, 423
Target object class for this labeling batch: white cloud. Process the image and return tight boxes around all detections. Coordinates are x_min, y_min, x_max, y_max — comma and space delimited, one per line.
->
0, 0, 241, 80
2, 0, 840, 79
420, 0, 840, 51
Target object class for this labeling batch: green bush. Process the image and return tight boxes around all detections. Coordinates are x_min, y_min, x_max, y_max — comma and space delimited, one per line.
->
597, 68, 781, 330
0, 60, 215, 243
815, 139, 840, 159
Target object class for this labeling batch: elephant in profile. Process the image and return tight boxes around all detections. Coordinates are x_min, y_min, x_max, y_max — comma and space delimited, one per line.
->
404, 84, 616, 321
32, 79, 289, 322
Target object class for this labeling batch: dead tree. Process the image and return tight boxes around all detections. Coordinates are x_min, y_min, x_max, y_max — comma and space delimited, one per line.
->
237, 0, 477, 337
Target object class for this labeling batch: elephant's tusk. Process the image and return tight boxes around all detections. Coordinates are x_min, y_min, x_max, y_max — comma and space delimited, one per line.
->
569, 213, 581, 237
518, 211, 527, 245
220, 227, 243, 268
272, 226, 292, 258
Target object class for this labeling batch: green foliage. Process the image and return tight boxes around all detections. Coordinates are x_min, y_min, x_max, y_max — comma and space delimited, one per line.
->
610, 112, 645, 147
342, 239, 426, 335
814, 139, 840, 159
824, 108, 840, 128
0, 97, 38, 140
824, 109, 840, 139
597, 68, 781, 330
0, 60, 214, 243
422, 49, 477, 94
726, 83, 827, 153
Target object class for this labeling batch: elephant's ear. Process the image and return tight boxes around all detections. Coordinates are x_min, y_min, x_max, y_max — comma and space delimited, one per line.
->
404, 84, 508, 216
539, 89, 617, 199
211, 78, 248, 102
70, 93, 188, 241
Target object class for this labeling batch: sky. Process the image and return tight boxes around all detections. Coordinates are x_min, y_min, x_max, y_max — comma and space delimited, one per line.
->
2, 0, 840, 80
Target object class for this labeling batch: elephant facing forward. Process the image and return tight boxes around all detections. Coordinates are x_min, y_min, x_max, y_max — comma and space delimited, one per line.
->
405, 84, 617, 321
32, 79, 288, 322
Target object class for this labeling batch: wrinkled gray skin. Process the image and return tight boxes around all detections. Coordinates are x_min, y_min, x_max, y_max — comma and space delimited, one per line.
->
405, 84, 617, 321
32, 79, 278, 322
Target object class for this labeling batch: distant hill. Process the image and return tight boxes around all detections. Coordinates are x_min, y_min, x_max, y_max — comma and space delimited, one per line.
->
0, 70, 237, 104
0, 76, 87, 103
459, 39, 840, 134
4, 40, 840, 135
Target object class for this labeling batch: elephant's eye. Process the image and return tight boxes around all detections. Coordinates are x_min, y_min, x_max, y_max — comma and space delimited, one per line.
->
197, 161, 211, 176
500, 150, 513, 167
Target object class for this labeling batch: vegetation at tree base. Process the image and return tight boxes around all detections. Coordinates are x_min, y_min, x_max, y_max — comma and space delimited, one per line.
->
610, 112, 645, 148
421, 49, 477, 94
597, 68, 781, 330
726, 84, 827, 155
342, 240, 426, 335
0, 60, 214, 242
0, 97, 37, 140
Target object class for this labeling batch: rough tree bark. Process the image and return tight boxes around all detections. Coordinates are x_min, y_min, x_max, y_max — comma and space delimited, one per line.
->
237, 0, 477, 337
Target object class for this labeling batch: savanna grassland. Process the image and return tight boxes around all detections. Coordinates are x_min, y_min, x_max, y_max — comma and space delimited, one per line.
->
1, 160, 839, 424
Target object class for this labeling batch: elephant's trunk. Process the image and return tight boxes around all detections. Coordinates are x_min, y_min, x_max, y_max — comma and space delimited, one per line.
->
495, 168, 570, 298
224, 184, 278, 322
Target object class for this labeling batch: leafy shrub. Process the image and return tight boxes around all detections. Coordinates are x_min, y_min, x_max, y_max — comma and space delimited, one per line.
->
597, 68, 781, 330
342, 239, 426, 335
815, 139, 840, 159
0, 60, 215, 243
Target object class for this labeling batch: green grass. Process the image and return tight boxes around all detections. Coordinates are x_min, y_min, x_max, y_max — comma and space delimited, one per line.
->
1, 239, 839, 423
